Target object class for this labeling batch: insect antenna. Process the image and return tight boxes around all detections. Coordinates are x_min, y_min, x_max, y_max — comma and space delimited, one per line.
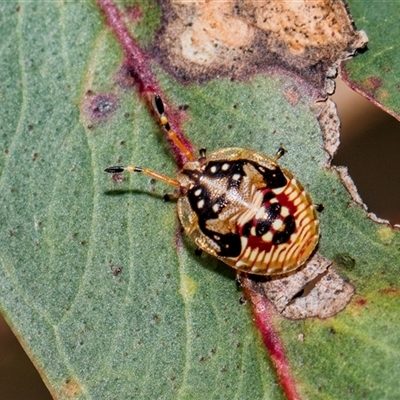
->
153, 95, 195, 162
105, 94, 197, 187
104, 165, 180, 187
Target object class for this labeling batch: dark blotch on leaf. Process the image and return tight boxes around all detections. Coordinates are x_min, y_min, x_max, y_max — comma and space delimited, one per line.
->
366, 76, 383, 92
334, 253, 356, 270
116, 64, 137, 89
355, 297, 368, 307
111, 265, 122, 276
124, 5, 143, 21
87, 94, 118, 121
112, 174, 125, 184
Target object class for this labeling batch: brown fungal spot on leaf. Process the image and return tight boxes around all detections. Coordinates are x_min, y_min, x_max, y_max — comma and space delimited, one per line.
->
62, 378, 82, 397
123, 4, 143, 22
246, 253, 354, 319
363, 76, 383, 94
115, 63, 137, 89
112, 173, 125, 184
379, 286, 400, 297
350, 297, 368, 318
153, 0, 367, 89
110, 264, 123, 276
81, 91, 118, 123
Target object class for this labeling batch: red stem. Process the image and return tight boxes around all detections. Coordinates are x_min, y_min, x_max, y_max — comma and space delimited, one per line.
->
96, 0, 194, 167
242, 280, 302, 400
96, 2, 301, 399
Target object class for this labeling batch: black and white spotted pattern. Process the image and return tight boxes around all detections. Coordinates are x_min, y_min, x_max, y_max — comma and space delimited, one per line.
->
177, 148, 319, 275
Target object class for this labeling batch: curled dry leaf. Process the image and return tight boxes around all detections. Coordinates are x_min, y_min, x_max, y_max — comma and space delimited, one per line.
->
153, 0, 367, 89
244, 253, 354, 319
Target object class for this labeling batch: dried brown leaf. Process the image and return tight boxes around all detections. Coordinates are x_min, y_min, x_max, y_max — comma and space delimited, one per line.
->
153, 0, 367, 89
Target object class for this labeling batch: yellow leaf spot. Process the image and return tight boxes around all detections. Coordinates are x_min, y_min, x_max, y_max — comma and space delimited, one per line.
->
180, 274, 197, 301
377, 226, 394, 244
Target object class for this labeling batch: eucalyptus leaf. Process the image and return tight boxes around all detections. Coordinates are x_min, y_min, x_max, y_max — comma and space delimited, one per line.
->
1, 2, 400, 400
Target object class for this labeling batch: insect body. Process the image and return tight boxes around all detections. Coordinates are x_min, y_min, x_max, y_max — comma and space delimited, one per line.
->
105, 95, 319, 275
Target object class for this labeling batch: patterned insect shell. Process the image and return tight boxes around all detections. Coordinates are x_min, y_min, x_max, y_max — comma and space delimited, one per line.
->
177, 148, 319, 275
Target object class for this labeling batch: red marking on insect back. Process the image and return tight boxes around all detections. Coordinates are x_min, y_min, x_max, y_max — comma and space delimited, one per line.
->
237, 188, 297, 253
274, 193, 299, 215
242, 281, 301, 400
96, 0, 194, 167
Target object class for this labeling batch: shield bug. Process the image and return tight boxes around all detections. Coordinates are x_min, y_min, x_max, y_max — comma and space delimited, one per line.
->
105, 95, 319, 275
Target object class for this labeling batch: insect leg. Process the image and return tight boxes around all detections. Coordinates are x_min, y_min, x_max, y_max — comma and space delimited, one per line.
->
273, 146, 287, 161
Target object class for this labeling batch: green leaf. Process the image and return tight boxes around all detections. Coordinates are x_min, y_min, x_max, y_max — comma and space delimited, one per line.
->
343, 0, 400, 119
1, 2, 400, 400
